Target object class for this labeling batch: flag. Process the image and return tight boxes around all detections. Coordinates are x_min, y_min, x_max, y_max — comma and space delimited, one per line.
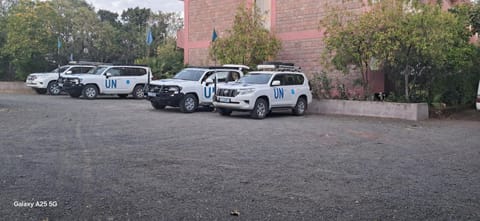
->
212, 28, 218, 42
146, 28, 153, 46
57, 37, 62, 49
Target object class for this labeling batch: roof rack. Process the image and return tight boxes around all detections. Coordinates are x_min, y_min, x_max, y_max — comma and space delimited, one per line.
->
257, 62, 301, 72
68, 61, 110, 65
187, 65, 249, 71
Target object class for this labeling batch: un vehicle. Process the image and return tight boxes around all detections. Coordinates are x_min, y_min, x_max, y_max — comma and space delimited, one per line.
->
145, 65, 248, 113
213, 63, 312, 119
60, 65, 151, 99
25, 64, 95, 95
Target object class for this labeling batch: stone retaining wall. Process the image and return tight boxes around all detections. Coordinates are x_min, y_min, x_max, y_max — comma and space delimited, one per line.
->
309, 99, 429, 121
0, 82, 35, 94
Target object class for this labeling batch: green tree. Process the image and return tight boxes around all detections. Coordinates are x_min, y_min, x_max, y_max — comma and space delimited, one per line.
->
135, 38, 184, 79
2, 0, 58, 79
322, 0, 476, 103
209, 2, 281, 68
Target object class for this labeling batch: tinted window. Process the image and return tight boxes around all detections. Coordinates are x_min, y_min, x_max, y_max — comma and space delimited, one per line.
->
122, 67, 147, 76
106, 68, 122, 76
292, 74, 305, 85
272, 74, 304, 85
53, 66, 69, 73
173, 69, 205, 81
70, 67, 84, 74
89, 67, 108, 75
81, 67, 94, 73
238, 73, 272, 84
271, 74, 287, 86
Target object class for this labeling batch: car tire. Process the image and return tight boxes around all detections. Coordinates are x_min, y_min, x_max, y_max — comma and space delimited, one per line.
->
151, 101, 166, 110
250, 98, 268, 119
179, 94, 198, 113
118, 94, 128, 99
218, 108, 232, 116
34, 88, 47, 94
69, 91, 81, 98
132, 85, 145, 99
47, 81, 61, 95
292, 97, 307, 116
82, 85, 98, 99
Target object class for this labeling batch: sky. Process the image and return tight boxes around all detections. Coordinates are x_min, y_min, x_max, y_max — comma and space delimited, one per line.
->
86, 0, 184, 14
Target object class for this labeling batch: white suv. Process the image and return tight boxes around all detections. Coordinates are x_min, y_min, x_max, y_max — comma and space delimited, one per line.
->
60, 65, 152, 99
146, 65, 248, 113
25, 65, 95, 95
213, 63, 312, 119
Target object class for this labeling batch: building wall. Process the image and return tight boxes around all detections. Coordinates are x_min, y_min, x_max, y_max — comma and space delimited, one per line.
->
178, 0, 467, 93
184, 0, 253, 65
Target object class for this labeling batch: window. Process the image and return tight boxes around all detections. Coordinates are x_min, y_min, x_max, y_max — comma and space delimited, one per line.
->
122, 67, 147, 76
289, 74, 304, 85
238, 73, 272, 84
255, 0, 271, 30
174, 69, 205, 81
70, 67, 84, 74
207, 71, 229, 83
271, 74, 287, 85
81, 67, 94, 73
271, 74, 304, 85
106, 68, 122, 76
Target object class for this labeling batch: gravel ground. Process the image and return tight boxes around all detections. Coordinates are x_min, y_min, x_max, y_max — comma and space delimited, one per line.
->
0, 94, 479, 220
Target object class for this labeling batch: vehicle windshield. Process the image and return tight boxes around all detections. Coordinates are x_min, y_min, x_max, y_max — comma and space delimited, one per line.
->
173, 69, 205, 81
52, 66, 69, 73
87, 66, 108, 75
237, 73, 272, 84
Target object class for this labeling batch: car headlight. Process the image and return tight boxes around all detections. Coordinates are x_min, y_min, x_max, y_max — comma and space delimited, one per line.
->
72, 78, 81, 84
168, 86, 181, 94
237, 88, 255, 95
29, 75, 37, 80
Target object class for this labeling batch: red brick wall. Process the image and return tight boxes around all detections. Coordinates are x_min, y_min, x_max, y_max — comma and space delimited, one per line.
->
188, 0, 242, 43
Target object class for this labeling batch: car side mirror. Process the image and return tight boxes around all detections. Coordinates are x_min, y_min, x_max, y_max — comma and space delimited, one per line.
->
271, 80, 281, 86
205, 78, 214, 85
65, 70, 73, 75
105, 73, 112, 78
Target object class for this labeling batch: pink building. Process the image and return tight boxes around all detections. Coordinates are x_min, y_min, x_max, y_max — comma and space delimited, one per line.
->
177, 0, 467, 95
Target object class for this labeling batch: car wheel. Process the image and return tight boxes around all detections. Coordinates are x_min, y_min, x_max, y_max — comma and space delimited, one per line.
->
151, 101, 166, 110
118, 94, 128, 99
251, 98, 268, 119
34, 88, 47, 94
82, 85, 98, 99
47, 81, 61, 95
218, 108, 232, 116
179, 94, 198, 113
69, 91, 81, 98
132, 85, 145, 99
292, 97, 307, 116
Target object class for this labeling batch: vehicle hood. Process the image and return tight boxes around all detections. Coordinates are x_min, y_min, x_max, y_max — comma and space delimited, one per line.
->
29, 72, 58, 77
149, 78, 197, 87
62, 74, 98, 79
59, 73, 88, 78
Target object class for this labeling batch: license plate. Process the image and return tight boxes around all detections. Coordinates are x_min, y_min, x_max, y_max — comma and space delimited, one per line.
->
147, 92, 157, 97
218, 97, 230, 103
58, 83, 63, 87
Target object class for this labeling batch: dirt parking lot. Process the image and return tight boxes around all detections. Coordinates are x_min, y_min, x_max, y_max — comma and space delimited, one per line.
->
0, 94, 479, 220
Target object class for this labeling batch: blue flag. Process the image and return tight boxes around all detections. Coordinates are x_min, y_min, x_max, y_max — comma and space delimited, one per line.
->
212, 28, 218, 42
146, 28, 153, 46
57, 37, 62, 49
